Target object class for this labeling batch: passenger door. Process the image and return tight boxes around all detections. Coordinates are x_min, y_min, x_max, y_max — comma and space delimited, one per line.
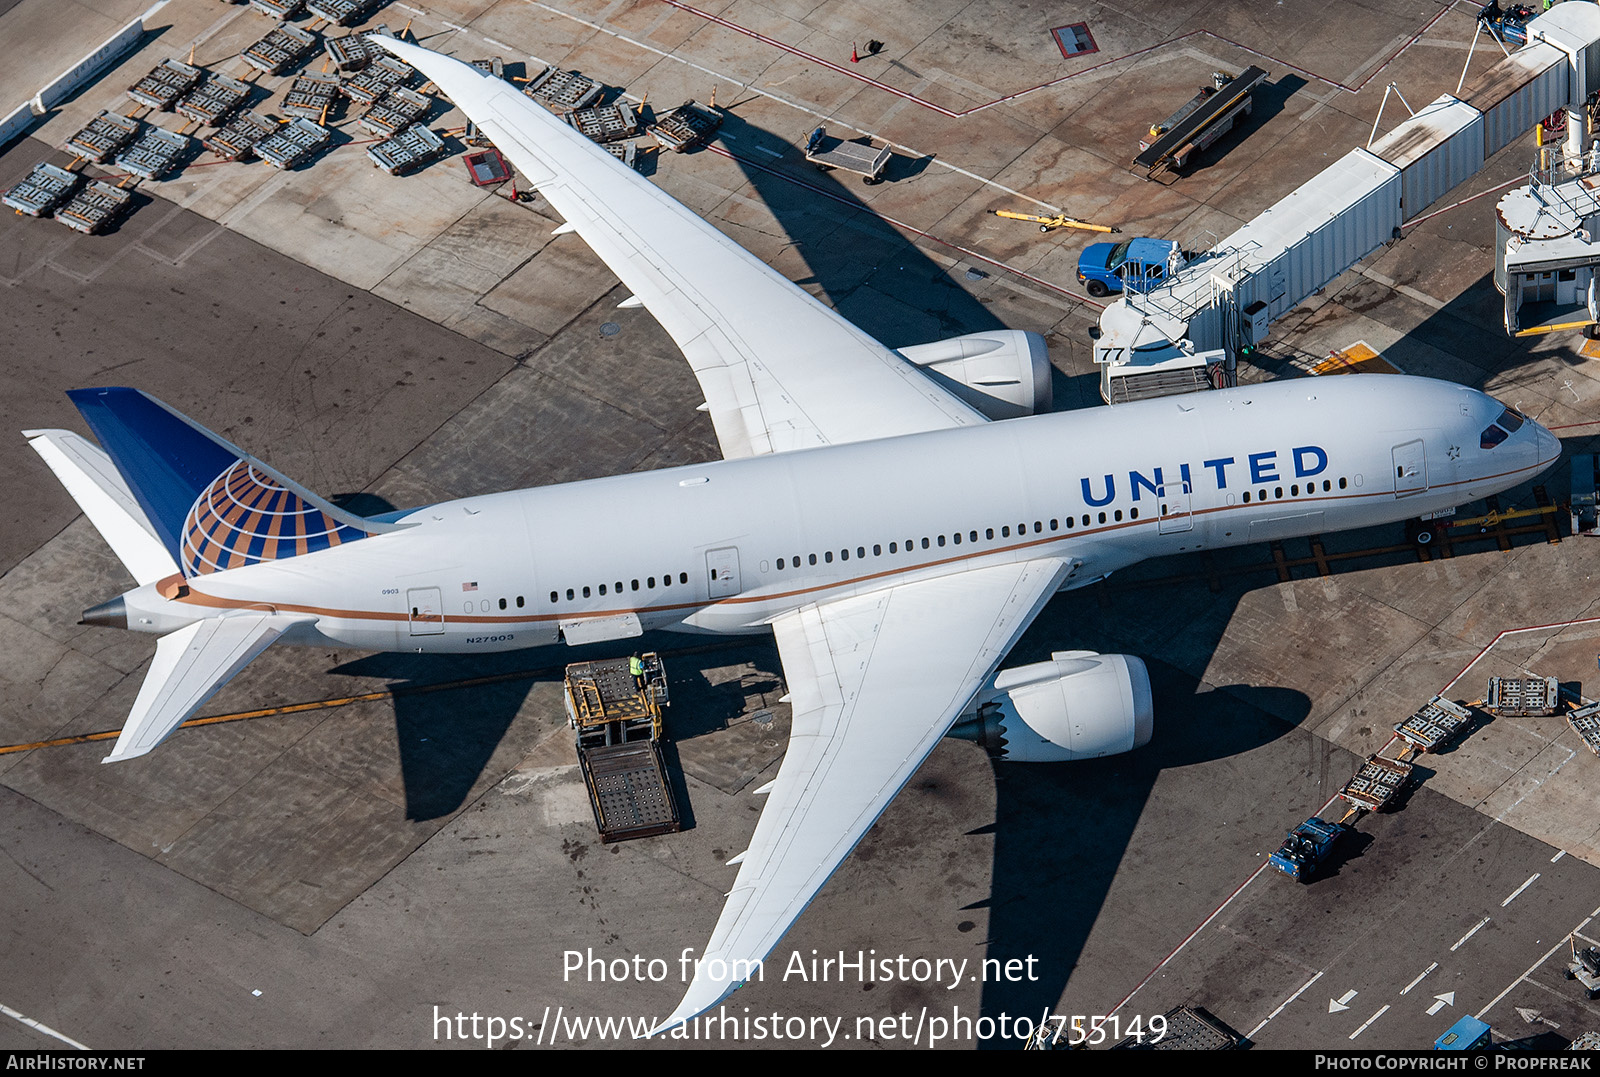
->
407, 587, 444, 635
1393, 440, 1427, 497
706, 547, 741, 598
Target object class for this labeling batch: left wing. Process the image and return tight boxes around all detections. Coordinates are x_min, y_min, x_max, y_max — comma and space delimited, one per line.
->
655, 556, 1072, 1031
378, 39, 987, 460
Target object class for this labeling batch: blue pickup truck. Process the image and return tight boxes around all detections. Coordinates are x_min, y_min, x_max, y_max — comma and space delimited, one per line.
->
1076, 237, 1183, 297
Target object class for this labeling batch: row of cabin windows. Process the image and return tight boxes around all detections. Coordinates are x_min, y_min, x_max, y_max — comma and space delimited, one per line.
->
535, 478, 1358, 605
771, 517, 1112, 571
550, 572, 691, 605
1240, 477, 1347, 503
767, 477, 1354, 572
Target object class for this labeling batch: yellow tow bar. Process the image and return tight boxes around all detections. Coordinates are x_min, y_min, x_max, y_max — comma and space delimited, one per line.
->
992, 209, 1121, 234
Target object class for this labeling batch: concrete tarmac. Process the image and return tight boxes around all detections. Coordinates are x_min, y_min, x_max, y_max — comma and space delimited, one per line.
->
5, 0, 1600, 1051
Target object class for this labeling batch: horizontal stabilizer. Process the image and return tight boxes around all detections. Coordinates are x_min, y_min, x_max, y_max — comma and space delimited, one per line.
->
105, 612, 309, 763
25, 428, 178, 585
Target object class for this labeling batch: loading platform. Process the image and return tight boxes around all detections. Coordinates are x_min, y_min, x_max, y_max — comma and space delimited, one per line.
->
564, 655, 681, 844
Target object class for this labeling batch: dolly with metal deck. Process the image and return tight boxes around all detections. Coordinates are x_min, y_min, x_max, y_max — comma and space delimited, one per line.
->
367, 125, 445, 174
523, 66, 601, 111
114, 126, 191, 180
650, 101, 720, 153
55, 180, 134, 234
1566, 700, 1600, 756
248, 0, 305, 19
1338, 754, 1414, 813
803, 126, 891, 184
127, 59, 203, 112
242, 23, 320, 77
283, 72, 341, 121
254, 118, 331, 170
564, 655, 680, 843
203, 110, 280, 161
307, 0, 381, 25
567, 101, 638, 144
1487, 675, 1561, 717
176, 72, 251, 127
1394, 695, 1474, 753
326, 27, 392, 72
344, 56, 413, 105
3, 163, 82, 217
359, 87, 431, 136
64, 112, 140, 164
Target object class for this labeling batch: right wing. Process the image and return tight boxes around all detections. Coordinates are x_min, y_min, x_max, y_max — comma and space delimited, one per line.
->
25, 427, 177, 586
655, 556, 1073, 1031
379, 39, 987, 460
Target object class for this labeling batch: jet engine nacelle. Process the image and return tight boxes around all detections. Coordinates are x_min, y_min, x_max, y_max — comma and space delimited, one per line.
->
949, 651, 1153, 762
897, 330, 1052, 419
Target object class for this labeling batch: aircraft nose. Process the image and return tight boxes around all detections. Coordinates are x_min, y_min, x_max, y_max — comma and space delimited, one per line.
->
1534, 421, 1561, 467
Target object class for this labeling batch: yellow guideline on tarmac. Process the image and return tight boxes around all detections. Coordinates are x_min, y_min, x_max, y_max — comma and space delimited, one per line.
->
1310, 341, 1403, 376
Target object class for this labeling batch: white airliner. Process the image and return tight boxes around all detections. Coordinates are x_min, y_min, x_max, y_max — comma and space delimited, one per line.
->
24, 39, 1559, 1032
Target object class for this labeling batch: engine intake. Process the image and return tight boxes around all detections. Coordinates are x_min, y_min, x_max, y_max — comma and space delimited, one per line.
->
898, 330, 1052, 419
949, 651, 1153, 762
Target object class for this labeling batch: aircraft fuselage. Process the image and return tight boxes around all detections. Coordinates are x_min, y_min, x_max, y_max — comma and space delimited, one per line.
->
114, 375, 1559, 653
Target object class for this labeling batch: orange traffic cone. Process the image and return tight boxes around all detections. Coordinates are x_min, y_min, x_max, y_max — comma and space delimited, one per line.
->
850, 43, 859, 63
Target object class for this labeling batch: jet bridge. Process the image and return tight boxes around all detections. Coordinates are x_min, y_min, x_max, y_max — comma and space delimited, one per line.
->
1096, 2, 1600, 404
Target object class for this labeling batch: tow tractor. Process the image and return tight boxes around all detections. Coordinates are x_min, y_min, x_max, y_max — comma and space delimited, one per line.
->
1268, 816, 1351, 882
1478, 2, 1537, 46
1565, 937, 1600, 999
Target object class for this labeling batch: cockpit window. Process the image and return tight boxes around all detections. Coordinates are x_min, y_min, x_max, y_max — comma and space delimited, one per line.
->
1480, 423, 1509, 449
1496, 406, 1525, 433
